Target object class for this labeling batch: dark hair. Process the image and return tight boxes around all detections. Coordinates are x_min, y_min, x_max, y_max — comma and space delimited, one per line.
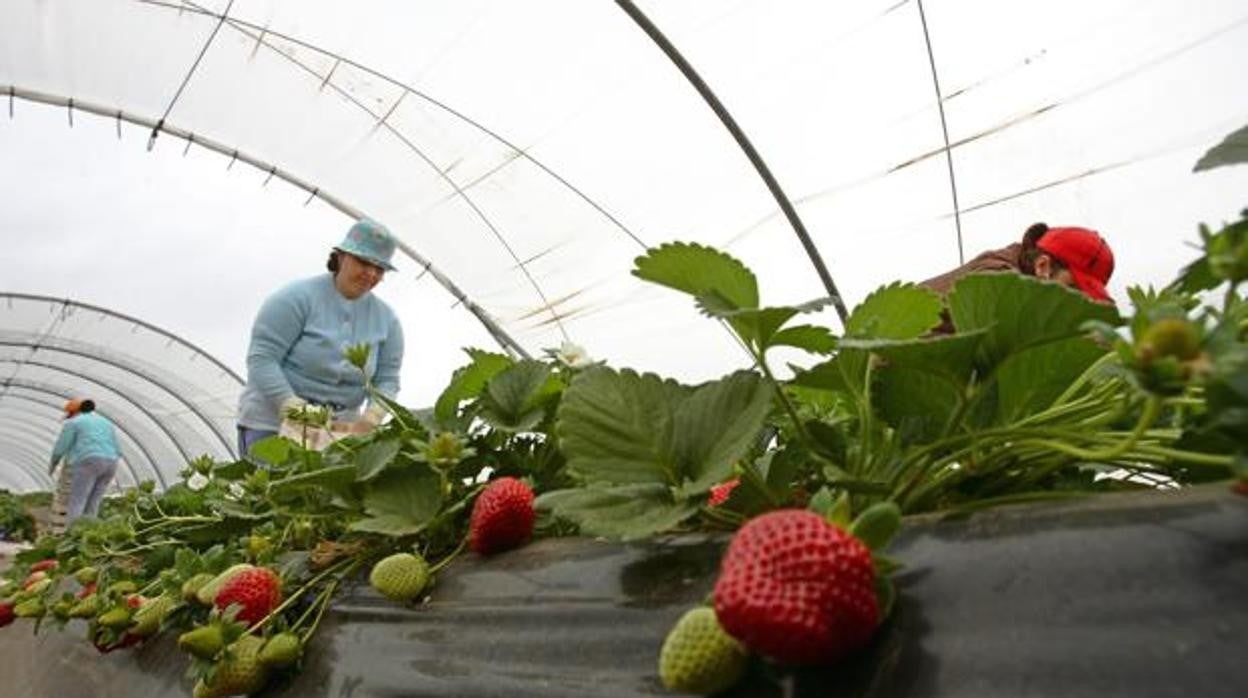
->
327, 251, 341, 274
1019, 222, 1050, 275
80, 400, 96, 413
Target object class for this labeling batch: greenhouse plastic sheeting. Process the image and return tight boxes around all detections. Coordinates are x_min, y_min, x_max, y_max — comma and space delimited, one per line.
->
0, 485, 1243, 697
2, 1, 1248, 492
0, 294, 242, 491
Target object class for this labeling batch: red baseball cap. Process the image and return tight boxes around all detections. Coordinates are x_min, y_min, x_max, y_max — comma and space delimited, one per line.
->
1036, 227, 1114, 302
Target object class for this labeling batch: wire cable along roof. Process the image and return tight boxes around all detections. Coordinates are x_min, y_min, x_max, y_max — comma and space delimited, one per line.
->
1, 1, 1246, 491
0, 294, 243, 491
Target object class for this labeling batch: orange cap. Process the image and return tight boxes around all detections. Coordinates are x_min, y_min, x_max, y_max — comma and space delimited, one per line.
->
63, 399, 85, 418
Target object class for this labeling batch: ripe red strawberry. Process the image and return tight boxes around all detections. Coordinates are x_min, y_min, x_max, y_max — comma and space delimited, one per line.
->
713, 509, 878, 665
469, 477, 535, 555
214, 567, 282, 627
0, 602, 14, 628
76, 582, 97, 600
30, 559, 58, 573
708, 478, 740, 507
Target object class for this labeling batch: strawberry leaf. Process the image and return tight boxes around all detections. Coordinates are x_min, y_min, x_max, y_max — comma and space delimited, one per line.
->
350, 465, 442, 537
352, 437, 402, 481
434, 349, 514, 425
1194, 122, 1248, 172
535, 485, 698, 540
477, 360, 560, 433
948, 273, 1120, 371
633, 242, 759, 311
556, 367, 771, 496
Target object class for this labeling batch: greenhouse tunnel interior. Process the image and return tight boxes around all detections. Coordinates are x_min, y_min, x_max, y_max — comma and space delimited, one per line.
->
2, 0, 1247, 492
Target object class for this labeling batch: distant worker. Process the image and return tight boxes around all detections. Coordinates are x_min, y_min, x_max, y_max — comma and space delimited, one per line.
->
919, 223, 1115, 332
50, 399, 120, 522
236, 219, 405, 458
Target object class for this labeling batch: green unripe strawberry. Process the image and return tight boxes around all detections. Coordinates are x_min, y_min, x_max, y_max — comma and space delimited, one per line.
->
74, 566, 99, 586
259, 631, 302, 668
1138, 317, 1201, 363
14, 598, 46, 619
178, 624, 226, 660
131, 595, 179, 637
658, 607, 748, 695
69, 595, 100, 619
23, 579, 52, 596
196, 564, 254, 606
181, 572, 215, 602
107, 580, 138, 596
368, 553, 430, 603
246, 535, 273, 561
193, 635, 267, 698
51, 599, 75, 620
97, 606, 133, 629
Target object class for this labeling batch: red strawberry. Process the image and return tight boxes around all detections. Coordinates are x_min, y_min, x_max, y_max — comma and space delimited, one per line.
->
30, 559, 58, 573
0, 602, 14, 628
214, 567, 282, 627
469, 477, 536, 555
76, 582, 97, 600
713, 509, 878, 665
708, 479, 740, 507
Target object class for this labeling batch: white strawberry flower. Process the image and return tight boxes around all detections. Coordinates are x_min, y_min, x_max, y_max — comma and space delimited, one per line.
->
227, 482, 246, 500
187, 472, 209, 492
554, 341, 595, 369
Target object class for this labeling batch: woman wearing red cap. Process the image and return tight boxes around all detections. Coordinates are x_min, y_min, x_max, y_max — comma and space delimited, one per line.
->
920, 223, 1115, 332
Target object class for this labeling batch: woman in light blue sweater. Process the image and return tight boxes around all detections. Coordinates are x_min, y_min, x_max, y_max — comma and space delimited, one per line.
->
50, 399, 121, 522
236, 219, 405, 458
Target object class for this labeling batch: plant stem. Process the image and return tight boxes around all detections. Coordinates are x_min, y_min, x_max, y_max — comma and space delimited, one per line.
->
757, 353, 812, 446
429, 537, 468, 575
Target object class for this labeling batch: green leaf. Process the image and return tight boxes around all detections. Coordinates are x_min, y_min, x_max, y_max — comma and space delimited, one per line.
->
845, 283, 943, 339
993, 337, 1109, 424
212, 459, 256, 481
369, 391, 426, 437
535, 485, 698, 541
672, 371, 774, 494
557, 367, 687, 485
352, 437, 403, 481
873, 366, 964, 445
849, 502, 902, 551
948, 274, 1120, 370
269, 464, 356, 497
790, 358, 849, 393
873, 554, 904, 576
248, 436, 292, 465
768, 324, 838, 354
478, 360, 559, 432
699, 298, 833, 350
1194, 122, 1248, 172
556, 368, 771, 497
840, 330, 987, 384
875, 576, 897, 619
434, 349, 514, 423
633, 242, 759, 311
350, 465, 442, 537
828, 490, 853, 528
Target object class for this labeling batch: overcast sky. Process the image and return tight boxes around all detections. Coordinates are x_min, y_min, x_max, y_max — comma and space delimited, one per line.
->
3, 0, 1247, 416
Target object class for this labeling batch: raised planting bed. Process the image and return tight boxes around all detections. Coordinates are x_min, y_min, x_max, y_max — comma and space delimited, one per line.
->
2, 483, 1242, 698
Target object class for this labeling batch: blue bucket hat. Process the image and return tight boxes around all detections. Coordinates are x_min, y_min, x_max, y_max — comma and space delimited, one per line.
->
335, 219, 398, 271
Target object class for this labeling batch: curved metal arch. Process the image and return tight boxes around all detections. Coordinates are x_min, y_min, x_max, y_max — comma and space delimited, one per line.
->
143, 3, 569, 341
2, 359, 196, 464
141, 0, 646, 250
0, 407, 61, 441
614, 0, 849, 325
1, 85, 528, 360
0, 390, 164, 488
0, 293, 243, 385
0, 438, 55, 490
0, 392, 155, 489
0, 429, 126, 493
0, 337, 235, 456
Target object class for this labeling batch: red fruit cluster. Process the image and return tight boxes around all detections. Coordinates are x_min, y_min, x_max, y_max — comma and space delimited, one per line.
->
0, 602, 14, 628
30, 559, 58, 573
713, 509, 878, 665
708, 479, 740, 507
214, 567, 282, 626
469, 477, 536, 555
76, 582, 97, 600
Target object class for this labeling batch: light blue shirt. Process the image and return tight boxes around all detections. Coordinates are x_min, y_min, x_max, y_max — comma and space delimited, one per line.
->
237, 274, 404, 431
51, 412, 121, 468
